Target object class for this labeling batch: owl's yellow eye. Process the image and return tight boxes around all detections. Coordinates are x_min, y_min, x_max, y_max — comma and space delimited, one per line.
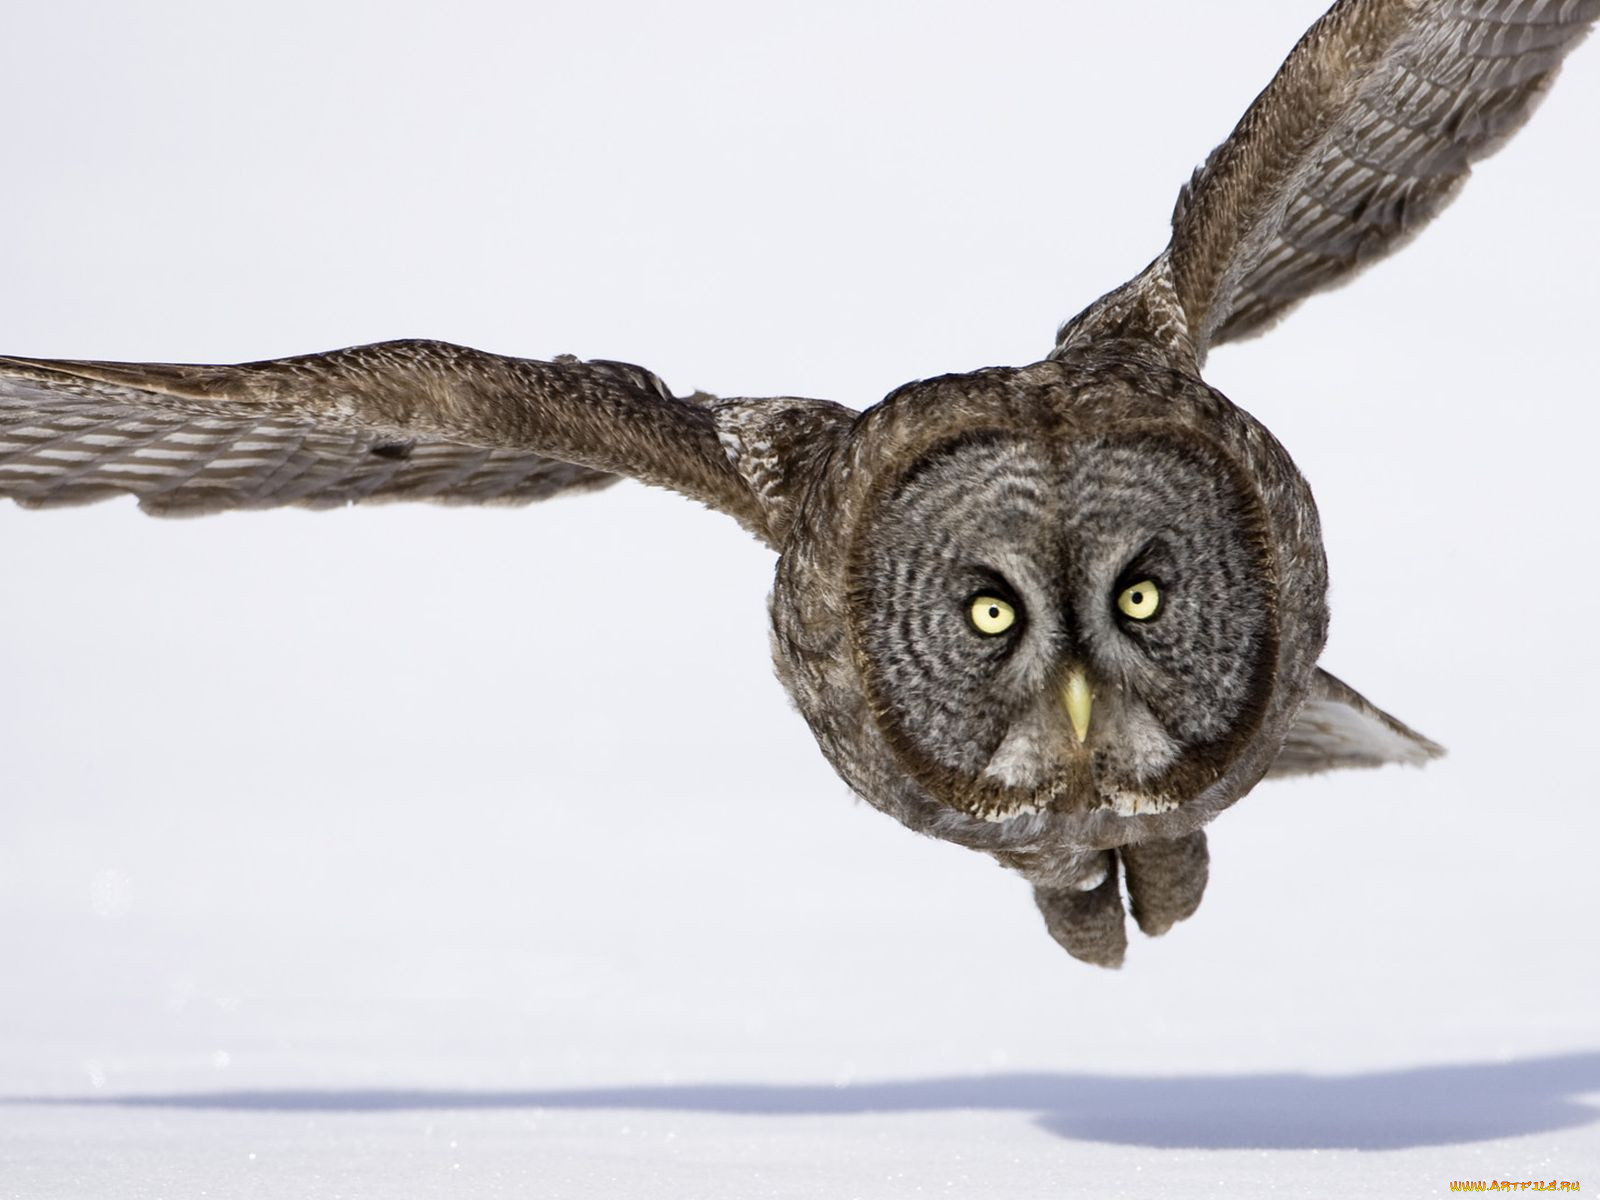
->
1116, 579, 1161, 621
969, 595, 1017, 636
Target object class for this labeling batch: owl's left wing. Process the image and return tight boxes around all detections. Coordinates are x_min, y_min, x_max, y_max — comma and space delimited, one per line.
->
0, 340, 854, 545
1056, 0, 1599, 368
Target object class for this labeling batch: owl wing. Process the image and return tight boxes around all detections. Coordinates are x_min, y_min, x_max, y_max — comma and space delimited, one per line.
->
0, 339, 816, 542
1055, 0, 1599, 366
1268, 667, 1444, 777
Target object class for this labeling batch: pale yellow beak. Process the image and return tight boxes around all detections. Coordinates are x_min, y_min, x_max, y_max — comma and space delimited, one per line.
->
1063, 668, 1093, 745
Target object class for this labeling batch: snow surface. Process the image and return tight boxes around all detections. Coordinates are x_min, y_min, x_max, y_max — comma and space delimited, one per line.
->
2, 2, 1597, 1196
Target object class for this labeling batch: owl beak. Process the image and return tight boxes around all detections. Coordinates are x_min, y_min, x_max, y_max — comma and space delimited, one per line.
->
1063, 668, 1094, 745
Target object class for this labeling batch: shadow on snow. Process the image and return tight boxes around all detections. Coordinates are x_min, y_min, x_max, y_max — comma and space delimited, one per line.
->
12, 1050, 1600, 1151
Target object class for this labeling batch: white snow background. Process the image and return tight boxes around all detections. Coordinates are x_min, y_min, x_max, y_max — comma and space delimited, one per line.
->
2, 2, 1597, 1197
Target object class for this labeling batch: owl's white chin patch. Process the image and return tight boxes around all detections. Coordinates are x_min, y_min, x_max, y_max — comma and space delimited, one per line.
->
973, 800, 1046, 823
1105, 789, 1179, 816
968, 788, 1177, 823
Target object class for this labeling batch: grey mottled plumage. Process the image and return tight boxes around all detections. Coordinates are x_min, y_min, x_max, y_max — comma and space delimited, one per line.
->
2, 0, 1592, 966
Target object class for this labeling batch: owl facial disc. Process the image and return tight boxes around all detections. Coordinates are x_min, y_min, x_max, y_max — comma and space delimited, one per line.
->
849, 421, 1278, 825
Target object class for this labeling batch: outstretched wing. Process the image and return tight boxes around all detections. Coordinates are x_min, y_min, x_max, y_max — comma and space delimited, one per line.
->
0, 339, 773, 537
1055, 0, 1599, 367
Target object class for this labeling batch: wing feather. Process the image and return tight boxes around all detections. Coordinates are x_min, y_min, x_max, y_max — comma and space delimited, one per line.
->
1054, 0, 1598, 367
1185, 0, 1599, 353
0, 340, 767, 532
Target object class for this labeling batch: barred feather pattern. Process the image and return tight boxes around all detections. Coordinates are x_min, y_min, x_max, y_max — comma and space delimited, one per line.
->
1199, 0, 1600, 348
1058, 0, 1599, 367
0, 374, 613, 515
0, 341, 763, 522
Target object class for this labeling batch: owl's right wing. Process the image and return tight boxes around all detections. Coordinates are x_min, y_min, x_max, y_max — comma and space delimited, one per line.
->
0, 339, 854, 546
1055, 0, 1599, 368
1268, 667, 1443, 777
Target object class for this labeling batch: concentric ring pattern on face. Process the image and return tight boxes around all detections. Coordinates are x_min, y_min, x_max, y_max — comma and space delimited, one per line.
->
849, 429, 1276, 816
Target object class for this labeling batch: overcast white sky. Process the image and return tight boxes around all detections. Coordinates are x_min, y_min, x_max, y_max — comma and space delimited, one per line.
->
2, 3, 1597, 1196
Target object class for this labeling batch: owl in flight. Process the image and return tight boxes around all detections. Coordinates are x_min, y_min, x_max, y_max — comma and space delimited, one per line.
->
3, 0, 1594, 966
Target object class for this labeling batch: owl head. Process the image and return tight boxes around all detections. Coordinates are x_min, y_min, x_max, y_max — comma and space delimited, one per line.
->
779, 352, 1321, 827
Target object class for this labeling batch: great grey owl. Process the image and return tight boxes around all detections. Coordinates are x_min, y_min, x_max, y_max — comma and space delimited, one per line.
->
2, 0, 1594, 967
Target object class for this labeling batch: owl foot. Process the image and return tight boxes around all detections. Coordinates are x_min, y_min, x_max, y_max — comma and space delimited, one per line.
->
1121, 830, 1209, 937
1032, 831, 1210, 965
1034, 857, 1127, 968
